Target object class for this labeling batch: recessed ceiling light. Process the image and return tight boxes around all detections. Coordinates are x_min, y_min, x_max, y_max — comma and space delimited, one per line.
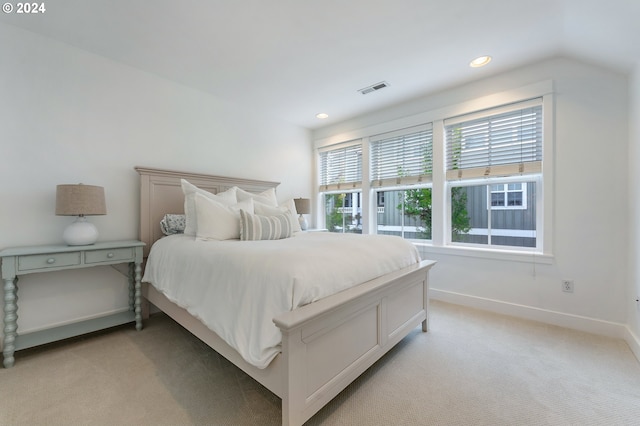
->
316, 113, 329, 119
469, 55, 492, 68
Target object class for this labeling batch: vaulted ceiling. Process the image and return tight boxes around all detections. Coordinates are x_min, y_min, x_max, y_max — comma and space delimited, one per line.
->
2, 0, 639, 129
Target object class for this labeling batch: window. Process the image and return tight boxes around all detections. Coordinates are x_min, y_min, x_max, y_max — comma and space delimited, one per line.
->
315, 86, 551, 256
319, 141, 362, 233
489, 183, 527, 210
370, 125, 433, 241
324, 192, 361, 233
319, 142, 362, 191
445, 99, 543, 250
445, 99, 542, 180
376, 188, 432, 239
370, 125, 433, 187
451, 181, 537, 248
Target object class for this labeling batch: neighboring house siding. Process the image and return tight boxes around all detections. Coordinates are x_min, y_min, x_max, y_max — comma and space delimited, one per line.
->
460, 182, 536, 247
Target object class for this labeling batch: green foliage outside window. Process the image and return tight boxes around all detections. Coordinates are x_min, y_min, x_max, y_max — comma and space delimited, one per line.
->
450, 187, 471, 240
400, 187, 470, 240
325, 193, 359, 233
400, 188, 432, 239
325, 193, 344, 232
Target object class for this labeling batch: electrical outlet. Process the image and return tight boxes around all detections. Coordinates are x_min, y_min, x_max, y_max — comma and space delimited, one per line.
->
562, 280, 574, 293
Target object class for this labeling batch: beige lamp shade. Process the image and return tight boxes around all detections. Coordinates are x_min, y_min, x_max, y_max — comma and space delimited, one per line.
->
56, 184, 106, 245
293, 198, 310, 215
56, 184, 106, 216
294, 198, 310, 231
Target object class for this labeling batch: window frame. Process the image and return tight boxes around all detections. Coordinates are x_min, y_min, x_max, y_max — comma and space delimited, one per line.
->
445, 175, 541, 252
321, 190, 363, 233
373, 184, 434, 241
368, 124, 434, 242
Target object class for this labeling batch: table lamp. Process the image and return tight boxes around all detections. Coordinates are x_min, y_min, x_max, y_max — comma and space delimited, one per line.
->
293, 198, 310, 231
55, 184, 107, 245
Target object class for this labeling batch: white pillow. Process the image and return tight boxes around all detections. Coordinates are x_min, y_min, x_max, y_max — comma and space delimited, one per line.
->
279, 199, 303, 233
181, 179, 237, 236
254, 199, 302, 233
235, 186, 278, 207
195, 193, 254, 241
239, 210, 292, 241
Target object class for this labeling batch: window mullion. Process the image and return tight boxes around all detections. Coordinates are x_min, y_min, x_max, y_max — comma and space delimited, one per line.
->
431, 119, 446, 246
361, 138, 371, 234
487, 194, 493, 245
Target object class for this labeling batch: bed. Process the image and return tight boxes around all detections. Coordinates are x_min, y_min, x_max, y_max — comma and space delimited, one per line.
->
136, 166, 436, 426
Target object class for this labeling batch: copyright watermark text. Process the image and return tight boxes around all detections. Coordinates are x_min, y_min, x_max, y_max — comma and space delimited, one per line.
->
3, 2, 46, 14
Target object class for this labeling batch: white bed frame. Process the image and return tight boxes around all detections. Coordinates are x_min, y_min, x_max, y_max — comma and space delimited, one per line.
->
136, 166, 436, 426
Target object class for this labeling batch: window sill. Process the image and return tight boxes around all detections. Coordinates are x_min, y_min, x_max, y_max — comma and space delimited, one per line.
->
412, 242, 554, 264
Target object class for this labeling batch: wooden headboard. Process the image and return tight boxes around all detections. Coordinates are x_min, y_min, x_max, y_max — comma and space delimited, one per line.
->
135, 166, 280, 256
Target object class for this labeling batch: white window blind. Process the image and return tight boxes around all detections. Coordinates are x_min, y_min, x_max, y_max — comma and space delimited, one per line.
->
370, 124, 433, 187
318, 142, 362, 191
445, 99, 542, 180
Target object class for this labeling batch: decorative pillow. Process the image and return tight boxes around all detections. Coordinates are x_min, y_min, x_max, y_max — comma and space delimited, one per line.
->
182, 179, 237, 236
235, 186, 278, 207
254, 199, 302, 233
279, 199, 303, 233
195, 193, 253, 241
160, 214, 186, 236
239, 209, 292, 241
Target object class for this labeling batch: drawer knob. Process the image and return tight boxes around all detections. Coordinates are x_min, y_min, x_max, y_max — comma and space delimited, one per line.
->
107, 252, 114, 258
46, 258, 55, 264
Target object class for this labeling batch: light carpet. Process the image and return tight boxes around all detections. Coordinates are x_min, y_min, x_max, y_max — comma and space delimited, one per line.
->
0, 300, 639, 425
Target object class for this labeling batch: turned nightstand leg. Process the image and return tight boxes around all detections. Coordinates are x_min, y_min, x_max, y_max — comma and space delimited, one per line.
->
3, 277, 18, 368
128, 263, 135, 311
134, 262, 142, 331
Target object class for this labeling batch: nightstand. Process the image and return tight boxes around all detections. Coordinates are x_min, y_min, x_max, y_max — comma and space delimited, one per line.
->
0, 240, 145, 368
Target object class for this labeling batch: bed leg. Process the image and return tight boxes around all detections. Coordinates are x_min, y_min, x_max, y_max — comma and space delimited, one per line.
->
141, 282, 150, 320
281, 329, 307, 426
422, 318, 428, 332
142, 298, 150, 320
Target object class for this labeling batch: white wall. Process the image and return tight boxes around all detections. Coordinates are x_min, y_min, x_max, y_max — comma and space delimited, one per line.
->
629, 63, 640, 356
0, 23, 312, 335
314, 57, 631, 337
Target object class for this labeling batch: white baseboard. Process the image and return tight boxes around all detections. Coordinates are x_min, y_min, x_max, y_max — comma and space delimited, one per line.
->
430, 289, 636, 349
431, 288, 640, 364
624, 326, 640, 363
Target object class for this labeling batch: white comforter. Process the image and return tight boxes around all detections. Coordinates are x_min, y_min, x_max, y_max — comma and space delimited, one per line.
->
142, 232, 421, 368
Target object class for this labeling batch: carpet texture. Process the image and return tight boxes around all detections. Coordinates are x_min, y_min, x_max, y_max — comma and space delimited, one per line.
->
0, 300, 639, 425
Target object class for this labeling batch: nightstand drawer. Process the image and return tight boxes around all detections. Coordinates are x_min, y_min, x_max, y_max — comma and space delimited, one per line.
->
85, 247, 135, 264
18, 252, 81, 272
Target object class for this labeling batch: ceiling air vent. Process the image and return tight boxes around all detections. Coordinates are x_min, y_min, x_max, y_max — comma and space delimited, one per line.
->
358, 81, 389, 95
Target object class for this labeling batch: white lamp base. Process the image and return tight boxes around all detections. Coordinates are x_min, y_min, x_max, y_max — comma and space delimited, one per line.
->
63, 216, 99, 245
298, 214, 308, 231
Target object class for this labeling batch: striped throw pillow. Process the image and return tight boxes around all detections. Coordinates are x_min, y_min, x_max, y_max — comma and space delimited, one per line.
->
239, 209, 292, 241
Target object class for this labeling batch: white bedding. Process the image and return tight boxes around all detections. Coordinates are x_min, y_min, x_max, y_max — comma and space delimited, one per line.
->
142, 232, 421, 368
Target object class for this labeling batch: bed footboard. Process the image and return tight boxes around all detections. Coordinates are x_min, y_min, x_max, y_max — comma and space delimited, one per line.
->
273, 259, 435, 426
